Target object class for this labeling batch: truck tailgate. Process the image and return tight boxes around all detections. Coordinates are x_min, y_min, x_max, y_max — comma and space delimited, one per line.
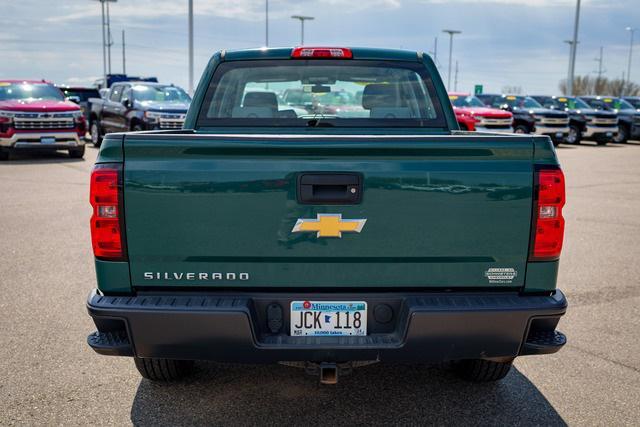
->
123, 133, 534, 289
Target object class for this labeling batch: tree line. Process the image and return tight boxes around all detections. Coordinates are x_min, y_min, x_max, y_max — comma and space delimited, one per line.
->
559, 76, 640, 96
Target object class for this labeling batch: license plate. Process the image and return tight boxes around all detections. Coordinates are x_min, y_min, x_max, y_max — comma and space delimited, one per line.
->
555, 132, 564, 138
606, 132, 613, 137
290, 301, 367, 337
40, 137, 56, 144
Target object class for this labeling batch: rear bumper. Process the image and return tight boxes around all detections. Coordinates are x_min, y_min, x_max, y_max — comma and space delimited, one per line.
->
87, 289, 567, 363
0, 131, 83, 148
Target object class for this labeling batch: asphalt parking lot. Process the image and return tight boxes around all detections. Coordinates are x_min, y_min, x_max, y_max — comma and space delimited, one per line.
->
1, 140, 639, 426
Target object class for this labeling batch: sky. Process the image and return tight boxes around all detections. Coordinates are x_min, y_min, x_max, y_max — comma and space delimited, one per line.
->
1, 0, 639, 94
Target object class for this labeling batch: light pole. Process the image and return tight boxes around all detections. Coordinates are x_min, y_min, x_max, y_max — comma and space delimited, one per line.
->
188, 0, 194, 95
564, 39, 579, 93
93, 0, 117, 87
291, 15, 314, 45
566, 0, 581, 96
626, 27, 636, 87
265, 0, 269, 46
442, 29, 461, 90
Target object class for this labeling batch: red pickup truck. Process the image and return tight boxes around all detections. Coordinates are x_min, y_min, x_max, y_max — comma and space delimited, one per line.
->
0, 80, 86, 160
449, 92, 513, 132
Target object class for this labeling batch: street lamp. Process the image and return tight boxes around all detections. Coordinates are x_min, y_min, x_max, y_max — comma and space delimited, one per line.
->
93, 0, 117, 88
442, 29, 461, 90
626, 27, 636, 87
291, 15, 314, 45
564, 39, 579, 94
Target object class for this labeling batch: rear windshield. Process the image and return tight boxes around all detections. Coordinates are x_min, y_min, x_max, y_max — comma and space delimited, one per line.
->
61, 88, 100, 102
196, 60, 446, 128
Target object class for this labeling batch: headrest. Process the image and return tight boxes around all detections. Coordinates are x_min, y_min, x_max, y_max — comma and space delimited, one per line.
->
362, 84, 399, 109
243, 92, 278, 109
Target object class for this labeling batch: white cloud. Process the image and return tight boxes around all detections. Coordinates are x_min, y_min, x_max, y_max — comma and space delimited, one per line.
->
46, 0, 403, 23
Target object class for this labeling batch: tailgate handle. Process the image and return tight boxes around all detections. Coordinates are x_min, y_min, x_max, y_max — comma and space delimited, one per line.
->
298, 173, 362, 204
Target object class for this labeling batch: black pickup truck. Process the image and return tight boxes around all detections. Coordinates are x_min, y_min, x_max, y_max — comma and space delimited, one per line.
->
88, 82, 191, 147
579, 96, 640, 143
531, 95, 617, 145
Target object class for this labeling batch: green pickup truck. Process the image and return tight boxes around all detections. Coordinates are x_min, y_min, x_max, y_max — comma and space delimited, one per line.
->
87, 47, 567, 384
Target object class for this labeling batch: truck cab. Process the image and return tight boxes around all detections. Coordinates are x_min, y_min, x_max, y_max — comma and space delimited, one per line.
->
0, 80, 86, 160
86, 47, 567, 385
532, 95, 617, 145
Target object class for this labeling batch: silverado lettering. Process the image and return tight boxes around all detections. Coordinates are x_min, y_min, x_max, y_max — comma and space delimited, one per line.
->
86, 46, 567, 385
143, 272, 250, 281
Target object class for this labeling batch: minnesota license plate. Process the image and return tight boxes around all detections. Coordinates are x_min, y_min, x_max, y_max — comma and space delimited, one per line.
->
40, 137, 56, 144
290, 301, 367, 337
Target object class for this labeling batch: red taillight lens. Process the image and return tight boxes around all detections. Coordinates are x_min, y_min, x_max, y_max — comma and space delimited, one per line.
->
291, 47, 353, 59
90, 164, 125, 260
530, 168, 565, 261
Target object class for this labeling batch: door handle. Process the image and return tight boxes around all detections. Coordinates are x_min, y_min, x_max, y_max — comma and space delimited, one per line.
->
297, 173, 362, 204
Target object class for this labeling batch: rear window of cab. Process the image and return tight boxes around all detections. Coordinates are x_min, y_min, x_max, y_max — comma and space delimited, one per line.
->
196, 60, 447, 128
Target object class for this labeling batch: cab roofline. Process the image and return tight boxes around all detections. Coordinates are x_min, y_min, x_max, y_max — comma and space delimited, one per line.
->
221, 47, 423, 62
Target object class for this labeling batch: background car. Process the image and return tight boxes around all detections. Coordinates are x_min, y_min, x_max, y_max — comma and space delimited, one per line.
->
476, 94, 536, 134
89, 82, 191, 146
477, 94, 569, 145
0, 80, 86, 159
532, 95, 617, 145
449, 92, 513, 132
57, 86, 100, 122
579, 96, 640, 143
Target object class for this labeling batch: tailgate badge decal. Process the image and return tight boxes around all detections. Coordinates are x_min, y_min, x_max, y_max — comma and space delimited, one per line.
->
292, 214, 367, 238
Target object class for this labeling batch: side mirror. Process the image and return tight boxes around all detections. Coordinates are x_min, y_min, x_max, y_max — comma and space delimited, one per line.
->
67, 96, 81, 104
122, 98, 132, 108
500, 104, 512, 112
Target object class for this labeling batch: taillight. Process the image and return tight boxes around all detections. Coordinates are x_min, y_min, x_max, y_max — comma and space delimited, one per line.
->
291, 47, 353, 59
529, 168, 565, 261
90, 164, 126, 260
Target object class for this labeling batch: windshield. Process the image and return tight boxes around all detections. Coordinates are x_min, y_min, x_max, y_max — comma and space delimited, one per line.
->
584, 97, 635, 111
197, 60, 446, 128
540, 96, 590, 110
449, 95, 485, 108
0, 83, 65, 101
132, 85, 191, 102
625, 98, 640, 109
501, 96, 542, 109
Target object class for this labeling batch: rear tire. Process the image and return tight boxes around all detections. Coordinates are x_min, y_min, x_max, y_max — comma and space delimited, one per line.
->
69, 145, 85, 159
133, 357, 194, 382
453, 359, 513, 382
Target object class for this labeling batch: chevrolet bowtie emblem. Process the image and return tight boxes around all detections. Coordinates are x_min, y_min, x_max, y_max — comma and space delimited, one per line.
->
292, 214, 367, 238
